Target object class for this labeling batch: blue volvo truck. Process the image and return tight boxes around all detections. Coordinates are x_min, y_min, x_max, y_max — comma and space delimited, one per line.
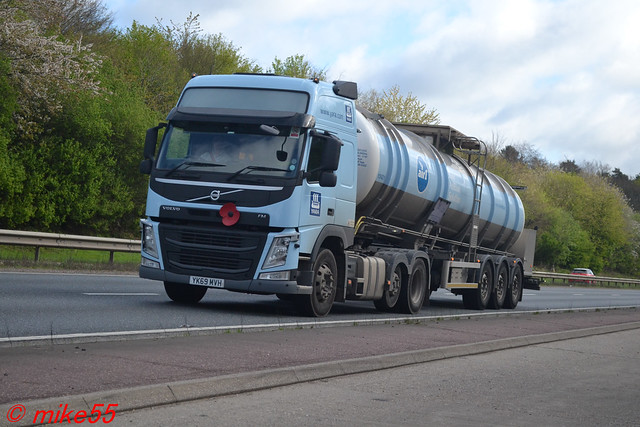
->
139, 74, 539, 316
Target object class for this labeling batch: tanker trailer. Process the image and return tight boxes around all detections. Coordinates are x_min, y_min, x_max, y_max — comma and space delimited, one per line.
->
138, 74, 538, 317
342, 107, 536, 312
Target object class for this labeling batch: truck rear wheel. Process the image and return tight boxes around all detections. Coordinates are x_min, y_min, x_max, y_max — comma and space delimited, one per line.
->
301, 249, 337, 317
463, 263, 493, 310
504, 265, 523, 309
164, 281, 207, 304
488, 263, 508, 309
398, 259, 427, 314
373, 264, 402, 312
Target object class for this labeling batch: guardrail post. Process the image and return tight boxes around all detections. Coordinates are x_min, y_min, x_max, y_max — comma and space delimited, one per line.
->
35, 246, 40, 262
109, 251, 114, 264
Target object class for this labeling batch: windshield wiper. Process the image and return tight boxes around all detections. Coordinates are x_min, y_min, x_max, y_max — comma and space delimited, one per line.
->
165, 160, 226, 177
227, 166, 289, 181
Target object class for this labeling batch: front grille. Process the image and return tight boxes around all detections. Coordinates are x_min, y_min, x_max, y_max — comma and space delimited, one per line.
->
178, 230, 253, 248
159, 224, 266, 280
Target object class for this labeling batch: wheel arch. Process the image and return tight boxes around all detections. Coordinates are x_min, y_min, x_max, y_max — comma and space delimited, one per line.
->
405, 250, 431, 275
510, 258, 524, 280
475, 255, 496, 283
375, 250, 410, 285
307, 225, 352, 302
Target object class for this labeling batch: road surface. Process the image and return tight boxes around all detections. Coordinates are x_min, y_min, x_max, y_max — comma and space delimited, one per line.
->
1, 271, 639, 339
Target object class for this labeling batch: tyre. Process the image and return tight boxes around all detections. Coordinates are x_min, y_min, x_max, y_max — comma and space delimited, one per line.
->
301, 249, 338, 317
462, 262, 493, 310
398, 259, 427, 314
373, 263, 402, 312
488, 263, 508, 309
504, 264, 523, 309
164, 281, 207, 304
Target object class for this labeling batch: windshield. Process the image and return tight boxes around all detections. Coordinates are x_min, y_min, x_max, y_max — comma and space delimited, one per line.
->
156, 122, 303, 180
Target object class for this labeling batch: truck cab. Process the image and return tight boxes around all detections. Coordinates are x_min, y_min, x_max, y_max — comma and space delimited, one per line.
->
139, 74, 359, 316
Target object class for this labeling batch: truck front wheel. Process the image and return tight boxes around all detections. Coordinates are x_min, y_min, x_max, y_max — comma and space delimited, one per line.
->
164, 281, 207, 304
301, 249, 337, 317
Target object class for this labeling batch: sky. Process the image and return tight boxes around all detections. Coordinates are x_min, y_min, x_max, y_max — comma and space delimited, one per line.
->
104, 0, 640, 177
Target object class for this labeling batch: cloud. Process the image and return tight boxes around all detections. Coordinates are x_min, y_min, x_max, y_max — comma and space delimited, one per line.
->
104, 0, 640, 176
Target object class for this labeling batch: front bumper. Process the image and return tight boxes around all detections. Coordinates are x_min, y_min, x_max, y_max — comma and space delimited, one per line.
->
139, 265, 312, 295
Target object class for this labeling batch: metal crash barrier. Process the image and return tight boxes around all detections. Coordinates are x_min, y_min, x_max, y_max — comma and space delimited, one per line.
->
531, 271, 640, 288
0, 229, 140, 264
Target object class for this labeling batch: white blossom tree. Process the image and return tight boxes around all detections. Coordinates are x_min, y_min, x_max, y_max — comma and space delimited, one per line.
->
0, 0, 104, 136
358, 85, 440, 125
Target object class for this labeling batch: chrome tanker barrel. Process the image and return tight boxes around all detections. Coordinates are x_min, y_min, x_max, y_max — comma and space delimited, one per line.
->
355, 108, 524, 252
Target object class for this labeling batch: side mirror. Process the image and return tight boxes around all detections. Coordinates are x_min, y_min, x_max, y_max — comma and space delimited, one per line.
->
305, 130, 343, 184
139, 158, 153, 175
144, 127, 158, 160
320, 136, 342, 171
310, 130, 343, 171
141, 123, 166, 175
319, 171, 337, 187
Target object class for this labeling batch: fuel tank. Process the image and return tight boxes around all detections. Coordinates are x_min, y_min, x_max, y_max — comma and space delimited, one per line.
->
355, 108, 524, 252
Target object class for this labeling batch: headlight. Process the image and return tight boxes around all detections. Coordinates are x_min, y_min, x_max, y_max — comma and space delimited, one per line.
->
263, 234, 298, 269
141, 221, 159, 259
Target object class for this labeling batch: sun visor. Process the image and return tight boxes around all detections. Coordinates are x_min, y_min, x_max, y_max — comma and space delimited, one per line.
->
167, 106, 316, 128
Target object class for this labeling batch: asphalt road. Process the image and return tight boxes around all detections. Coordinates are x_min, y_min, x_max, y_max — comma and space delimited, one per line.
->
1, 271, 640, 339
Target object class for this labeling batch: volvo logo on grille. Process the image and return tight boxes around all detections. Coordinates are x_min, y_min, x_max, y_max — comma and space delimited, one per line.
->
186, 188, 244, 203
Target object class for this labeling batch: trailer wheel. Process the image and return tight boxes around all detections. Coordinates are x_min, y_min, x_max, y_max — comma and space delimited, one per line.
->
398, 259, 427, 314
463, 263, 493, 310
488, 263, 508, 309
164, 281, 207, 304
373, 264, 402, 312
301, 249, 337, 317
504, 264, 523, 309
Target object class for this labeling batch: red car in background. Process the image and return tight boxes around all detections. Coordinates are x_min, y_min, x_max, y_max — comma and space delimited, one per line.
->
569, 268, 595, 284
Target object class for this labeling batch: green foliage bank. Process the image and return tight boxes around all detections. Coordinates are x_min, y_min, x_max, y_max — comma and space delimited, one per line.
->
487, 146, 639, 276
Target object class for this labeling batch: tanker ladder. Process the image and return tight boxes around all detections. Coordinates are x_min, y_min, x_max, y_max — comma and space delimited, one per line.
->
450, 134, 488, 263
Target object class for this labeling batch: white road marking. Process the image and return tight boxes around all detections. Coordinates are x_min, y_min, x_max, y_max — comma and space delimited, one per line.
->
83, 293, 159, 296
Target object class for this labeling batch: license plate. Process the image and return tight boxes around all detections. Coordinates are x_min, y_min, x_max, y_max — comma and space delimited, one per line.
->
189, 276, 224, 288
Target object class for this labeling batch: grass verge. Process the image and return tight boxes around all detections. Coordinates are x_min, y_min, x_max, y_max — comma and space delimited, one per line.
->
0, 245, 139, 273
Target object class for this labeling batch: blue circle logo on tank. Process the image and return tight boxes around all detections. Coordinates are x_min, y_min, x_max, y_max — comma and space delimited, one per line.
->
417, 157, 429, 192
